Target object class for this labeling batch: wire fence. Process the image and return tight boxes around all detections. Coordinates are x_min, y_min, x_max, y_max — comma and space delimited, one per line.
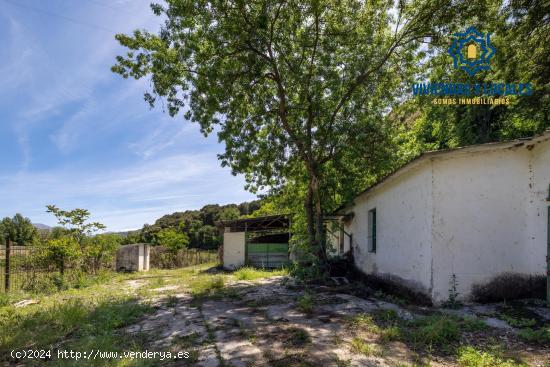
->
0, 245, 47, 293
1, 243, 220, 293
149, 246, 219, 269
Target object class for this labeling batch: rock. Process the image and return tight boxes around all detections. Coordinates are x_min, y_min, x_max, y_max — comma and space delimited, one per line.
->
14, 299, 40, 308
483, 317, 514, 330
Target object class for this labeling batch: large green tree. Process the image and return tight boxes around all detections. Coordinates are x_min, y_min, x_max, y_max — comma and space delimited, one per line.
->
113, 0, 466, 262
406, 0, 549, 149
0, 214, 38, 246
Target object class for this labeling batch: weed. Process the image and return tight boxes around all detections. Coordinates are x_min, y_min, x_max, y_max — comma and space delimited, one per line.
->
457, 346, 527, 367
350, 337, 381, 356
296, 292, 315, 314
442, 274, 462, 309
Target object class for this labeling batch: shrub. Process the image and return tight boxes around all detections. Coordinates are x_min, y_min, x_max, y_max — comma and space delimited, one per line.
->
471, 273, 545, 303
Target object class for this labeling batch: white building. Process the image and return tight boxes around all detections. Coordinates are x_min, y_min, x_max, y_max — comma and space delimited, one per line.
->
331, 131, 550, 304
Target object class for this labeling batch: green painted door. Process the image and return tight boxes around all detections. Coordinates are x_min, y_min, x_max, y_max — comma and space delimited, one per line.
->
246, 242, 289, 268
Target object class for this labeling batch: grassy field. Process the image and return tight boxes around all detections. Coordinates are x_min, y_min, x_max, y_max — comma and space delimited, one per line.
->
0, 264, 287, 366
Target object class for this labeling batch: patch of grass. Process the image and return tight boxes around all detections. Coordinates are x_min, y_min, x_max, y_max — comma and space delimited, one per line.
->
517, 327, 550, 343
166, 295, 179, 307
233, 266, 288, 281
0, 284, 153, 362
375, 308, 400, 323
189, 275, 225, 297
461, 316, 488, 332
286, 327, 311, 347
345, 313, 379, 332
379, 325, 401, 342
350, 337, 382, 356
500, 314, 536, 328
407, 315, 460, 348
457, 346, 527, 367
296, 292, 315, 314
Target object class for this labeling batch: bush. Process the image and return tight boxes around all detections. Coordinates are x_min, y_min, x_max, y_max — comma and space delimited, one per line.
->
471, 273, 545, 303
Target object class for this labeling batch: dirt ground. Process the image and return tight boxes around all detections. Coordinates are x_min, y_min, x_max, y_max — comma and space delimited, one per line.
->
123, 272, 550, 367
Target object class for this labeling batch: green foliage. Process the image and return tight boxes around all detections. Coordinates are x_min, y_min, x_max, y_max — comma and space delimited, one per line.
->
296, 292, 315, 314
189, 275, 225, 298
39, 237, 81, 274
233, 266, 288, 281
155, 228, 189, 252
83, 234, 122, 273
402, 0, 549, 150
286, 327, 311, 346
0, 288, 152, 359
408, 315, 460, 347
500, 314, 536, 329
442, 274, 462, 309
350, 337, 382, 356
0, 213, 38, 246
139, 201, 260, 249
517, 327, 550, 343
346, 313, 379, 332
457, 346, 527, 367
46, 205, 106, 245
113, 0, 465, 269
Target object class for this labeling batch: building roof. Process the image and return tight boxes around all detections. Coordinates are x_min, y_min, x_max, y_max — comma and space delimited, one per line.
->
215, 214, 289, 232
335, 130, 550, 214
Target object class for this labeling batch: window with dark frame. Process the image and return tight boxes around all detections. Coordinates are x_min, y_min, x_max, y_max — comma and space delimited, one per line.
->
368, 208, 376, 253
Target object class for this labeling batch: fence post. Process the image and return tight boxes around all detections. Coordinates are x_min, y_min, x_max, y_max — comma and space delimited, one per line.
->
4, 239, 11, 292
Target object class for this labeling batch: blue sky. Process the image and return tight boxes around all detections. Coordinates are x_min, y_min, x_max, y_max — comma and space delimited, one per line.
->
0, 0, 256, 231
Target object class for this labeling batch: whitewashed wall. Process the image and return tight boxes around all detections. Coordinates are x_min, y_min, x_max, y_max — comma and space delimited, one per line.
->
344, 136, 550, 304
430, 147, 532, 302
344, 161, 434, 295
223, 231, 246, 270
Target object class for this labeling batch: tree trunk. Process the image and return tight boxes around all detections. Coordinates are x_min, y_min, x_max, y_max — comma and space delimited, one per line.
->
305, 183, 315, 248
311, 174, 328, 269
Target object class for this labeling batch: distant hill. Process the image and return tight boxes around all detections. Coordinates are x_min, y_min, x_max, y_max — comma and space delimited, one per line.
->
33, 223, 51, 230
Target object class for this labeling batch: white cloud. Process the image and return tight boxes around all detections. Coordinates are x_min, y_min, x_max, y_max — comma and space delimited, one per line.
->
0, 152, 256, 231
